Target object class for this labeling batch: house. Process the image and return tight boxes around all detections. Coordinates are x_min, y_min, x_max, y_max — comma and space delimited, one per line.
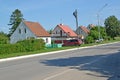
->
10, 21, 51, 44
51, 24, 77, 41
76, 26, 90, 39
87, 24, 95, 30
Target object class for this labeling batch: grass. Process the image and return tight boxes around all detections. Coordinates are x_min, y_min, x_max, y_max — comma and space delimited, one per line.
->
0, 46, 77, 59
0, 38, 120, 59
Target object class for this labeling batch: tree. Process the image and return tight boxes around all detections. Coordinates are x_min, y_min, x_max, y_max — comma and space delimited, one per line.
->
104, 15, 120, 39
47, 29, 53, 34
89, 26, 106, 40
8, 9, 24, 36
85, 26, 107, 43
85, 36, 94, 44
89, 27, 99, 40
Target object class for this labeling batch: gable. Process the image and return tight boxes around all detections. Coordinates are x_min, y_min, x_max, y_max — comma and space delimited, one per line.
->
53, 24, 77, 37
24, 21, 50, 37
80, 26, 90, 34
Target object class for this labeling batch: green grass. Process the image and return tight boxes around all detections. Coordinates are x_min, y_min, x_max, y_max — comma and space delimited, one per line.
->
0, 46, 76, 59
0, 38, 120, 59
81, 37, 120, 47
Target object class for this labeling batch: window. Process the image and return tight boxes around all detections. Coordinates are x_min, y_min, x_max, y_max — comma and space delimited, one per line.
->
19, 29, 21, 34
46, 38, 48, 43
60, 30, 62, 37
24, 28, 26, 33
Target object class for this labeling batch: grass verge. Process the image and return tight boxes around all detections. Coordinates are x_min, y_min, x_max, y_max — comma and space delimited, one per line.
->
0, 46, 77, 59
0, 38, 120, 59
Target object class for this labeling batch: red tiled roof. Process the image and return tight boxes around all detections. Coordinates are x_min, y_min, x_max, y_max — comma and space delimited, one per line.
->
24, 21, 50, 37
57, 24, 77, 37
80, 26, 90, 34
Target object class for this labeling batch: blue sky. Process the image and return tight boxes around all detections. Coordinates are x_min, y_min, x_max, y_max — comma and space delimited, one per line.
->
0, 0, 120, 33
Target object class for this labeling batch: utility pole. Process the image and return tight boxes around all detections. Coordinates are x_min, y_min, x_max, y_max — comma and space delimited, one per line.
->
73, 9, 79, 34
97, 4, 107, 41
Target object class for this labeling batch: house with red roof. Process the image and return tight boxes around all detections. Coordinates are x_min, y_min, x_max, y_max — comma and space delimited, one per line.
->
10, 21, 51, 44
76, 26, 90, 39
51, 24, 77, 41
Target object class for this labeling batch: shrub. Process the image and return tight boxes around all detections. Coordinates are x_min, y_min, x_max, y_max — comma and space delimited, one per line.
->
0, 39, 45, 54
0, 35, 9, 44
85, 36, 94, 44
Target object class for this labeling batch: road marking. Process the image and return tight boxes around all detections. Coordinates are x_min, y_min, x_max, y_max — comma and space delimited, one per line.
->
43, 69, 72, 80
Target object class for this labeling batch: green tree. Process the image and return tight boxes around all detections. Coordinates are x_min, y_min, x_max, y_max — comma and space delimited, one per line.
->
85, 36, 94, 44
89, 27, 99, 40
85, 26, 107, 43
89, 26, 106, 40
104, 15, 120, 39
8, 9, 24, 36
47, 29, 53, 34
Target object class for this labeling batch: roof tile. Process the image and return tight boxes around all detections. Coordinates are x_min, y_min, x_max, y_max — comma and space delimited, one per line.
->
24, 21, 50, 37
58, 24, 77, 37
80, 26, 90, 34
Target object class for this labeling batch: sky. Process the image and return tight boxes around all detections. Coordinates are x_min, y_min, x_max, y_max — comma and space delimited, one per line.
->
0, 0, 120, 33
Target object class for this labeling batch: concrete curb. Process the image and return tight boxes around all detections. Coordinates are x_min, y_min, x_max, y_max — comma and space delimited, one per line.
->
0, 41, 119, 62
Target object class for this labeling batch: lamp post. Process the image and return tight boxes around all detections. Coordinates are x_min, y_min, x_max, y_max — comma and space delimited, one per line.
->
97, 4, 107, 41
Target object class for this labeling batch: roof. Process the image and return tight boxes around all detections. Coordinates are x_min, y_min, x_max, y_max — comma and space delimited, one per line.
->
80, 26, 90, 34
88, 24, 95, 29
24, 21, 50, 37
57, 24, 77, 37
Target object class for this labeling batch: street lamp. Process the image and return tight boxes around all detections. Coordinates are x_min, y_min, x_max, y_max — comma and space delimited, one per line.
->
97, 4, 107, 41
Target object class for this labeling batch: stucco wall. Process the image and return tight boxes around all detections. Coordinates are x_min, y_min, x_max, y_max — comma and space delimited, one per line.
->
10, 22, 36, 44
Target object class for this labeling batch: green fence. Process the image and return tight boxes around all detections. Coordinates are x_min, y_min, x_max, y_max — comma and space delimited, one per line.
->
46, 44, 62, 48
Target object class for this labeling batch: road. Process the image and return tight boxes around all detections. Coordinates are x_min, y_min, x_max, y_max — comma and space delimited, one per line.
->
0, 42, 120, 80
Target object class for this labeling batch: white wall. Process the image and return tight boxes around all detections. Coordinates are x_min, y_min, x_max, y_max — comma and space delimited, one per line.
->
10, 22, 36, 44
37, 37, 51, 45
10, 21, 51, 44
51, 27, 67, 37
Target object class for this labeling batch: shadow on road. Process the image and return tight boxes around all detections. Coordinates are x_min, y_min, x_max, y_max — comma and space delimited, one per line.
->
41, 50, 120, 80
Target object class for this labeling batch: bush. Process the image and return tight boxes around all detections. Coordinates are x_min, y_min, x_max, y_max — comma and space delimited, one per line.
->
0, 35, 9, 44
103, 36, 112, 41
0, 39, 45, 54
85, 36, 94, 44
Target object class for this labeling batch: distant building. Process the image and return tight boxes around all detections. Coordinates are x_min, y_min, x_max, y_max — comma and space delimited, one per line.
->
51, 24, 77, 41
10, 21, 51, 44
76, 26, 90, 39
87, 24, 95, 30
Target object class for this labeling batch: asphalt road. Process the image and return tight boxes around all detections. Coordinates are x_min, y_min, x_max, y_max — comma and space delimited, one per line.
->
0, 42, 120, 80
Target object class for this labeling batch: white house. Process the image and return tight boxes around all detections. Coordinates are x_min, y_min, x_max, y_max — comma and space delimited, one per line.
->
10, 21, 51, 44
51, 24, 77, 41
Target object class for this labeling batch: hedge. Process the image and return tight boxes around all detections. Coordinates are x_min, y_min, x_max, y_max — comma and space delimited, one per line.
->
0, 39, 45, 54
